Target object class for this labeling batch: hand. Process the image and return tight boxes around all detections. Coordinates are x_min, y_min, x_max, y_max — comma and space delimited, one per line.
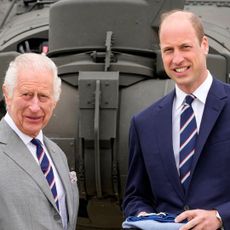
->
175, 209, 222, 230
137, 211, 150, 217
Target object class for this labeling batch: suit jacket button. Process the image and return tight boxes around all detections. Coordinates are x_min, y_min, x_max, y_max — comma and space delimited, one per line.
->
184, 205, 190, 211
54, 213, 61, 221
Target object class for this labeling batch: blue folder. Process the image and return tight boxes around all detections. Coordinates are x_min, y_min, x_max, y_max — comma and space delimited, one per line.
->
122, 213, 186, 230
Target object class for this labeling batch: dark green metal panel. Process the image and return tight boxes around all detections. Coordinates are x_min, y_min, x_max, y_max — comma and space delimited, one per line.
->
49, 0, 184, 55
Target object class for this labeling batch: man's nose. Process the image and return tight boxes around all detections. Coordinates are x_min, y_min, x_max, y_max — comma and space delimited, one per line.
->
172, 51, 184, 65
29, 96, 40, 111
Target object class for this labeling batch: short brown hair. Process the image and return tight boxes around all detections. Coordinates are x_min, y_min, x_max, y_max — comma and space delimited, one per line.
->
159, 9, 205, 44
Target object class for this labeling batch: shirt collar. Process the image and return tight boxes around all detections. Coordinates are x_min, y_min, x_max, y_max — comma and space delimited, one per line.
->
4, 112, 44, 145
174, 71, 213, 110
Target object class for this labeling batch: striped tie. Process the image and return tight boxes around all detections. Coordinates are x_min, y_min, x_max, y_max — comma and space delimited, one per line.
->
179, 94, 198, 190
31, 138, 59, 210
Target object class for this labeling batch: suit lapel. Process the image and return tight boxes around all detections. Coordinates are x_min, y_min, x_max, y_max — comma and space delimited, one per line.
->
189, 79, 227, 182
155, 79, 227, 197
155, 90, 184, 199
44, 138, 74, 223
0, 120, 57, 211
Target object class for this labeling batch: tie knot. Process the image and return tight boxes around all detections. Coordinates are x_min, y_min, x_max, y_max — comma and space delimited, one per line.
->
184, 94, 195, 106
31, 138, 42, 147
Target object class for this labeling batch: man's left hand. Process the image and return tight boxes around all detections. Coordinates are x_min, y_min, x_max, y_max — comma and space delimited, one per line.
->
175, 209, 222, 230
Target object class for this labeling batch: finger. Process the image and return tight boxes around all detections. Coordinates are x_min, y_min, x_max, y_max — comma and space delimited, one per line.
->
175, 211, 191, 223
179, 219, 197, 230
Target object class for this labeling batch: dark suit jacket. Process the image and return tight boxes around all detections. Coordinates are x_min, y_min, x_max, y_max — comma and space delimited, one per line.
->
0, 119, 79, 230
123, 78, 230, 229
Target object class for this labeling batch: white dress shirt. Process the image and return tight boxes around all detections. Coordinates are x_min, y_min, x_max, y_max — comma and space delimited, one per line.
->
172, 72, 213, 172
4, 113, 67, 229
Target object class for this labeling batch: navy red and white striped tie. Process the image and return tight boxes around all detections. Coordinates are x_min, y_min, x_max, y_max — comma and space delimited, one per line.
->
179, 94, 198, 190
31, 138, 59, 210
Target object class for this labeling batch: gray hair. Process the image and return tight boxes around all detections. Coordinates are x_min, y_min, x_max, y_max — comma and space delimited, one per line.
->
4, 53, 61, 101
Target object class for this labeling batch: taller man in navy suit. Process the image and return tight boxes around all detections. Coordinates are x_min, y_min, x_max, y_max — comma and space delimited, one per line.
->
123, 10, 230, 230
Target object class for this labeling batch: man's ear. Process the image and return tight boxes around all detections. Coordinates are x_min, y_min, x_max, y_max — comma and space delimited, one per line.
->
51, 100, 57, 112
201, 36, 209, 55
2, 84, 10, 107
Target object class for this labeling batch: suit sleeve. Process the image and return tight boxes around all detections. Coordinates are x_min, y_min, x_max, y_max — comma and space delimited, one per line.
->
216, 202, 230, 229
123, 116, 156, 218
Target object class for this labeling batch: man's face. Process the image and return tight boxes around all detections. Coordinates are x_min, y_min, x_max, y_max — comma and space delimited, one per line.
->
159, 14, 209, 93
3, 68, 57, 137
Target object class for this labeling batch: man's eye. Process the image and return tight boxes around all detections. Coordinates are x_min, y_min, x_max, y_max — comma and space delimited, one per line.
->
22, 93, 31, 98
163, 48, 173, 54
183, 45, 192, 49
39, 95, 49, 101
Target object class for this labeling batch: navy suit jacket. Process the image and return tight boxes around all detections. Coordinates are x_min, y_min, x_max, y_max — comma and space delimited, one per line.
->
123, 78, 230, 229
